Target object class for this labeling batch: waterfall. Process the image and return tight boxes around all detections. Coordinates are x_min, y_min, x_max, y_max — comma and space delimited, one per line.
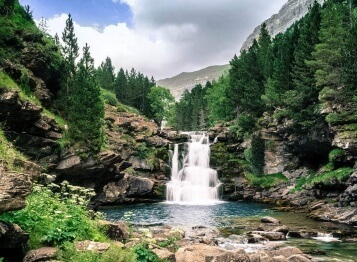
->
166, 131, 222, 204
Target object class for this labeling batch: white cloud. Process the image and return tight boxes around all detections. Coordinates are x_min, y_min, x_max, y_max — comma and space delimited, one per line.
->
46, 0, 286, 79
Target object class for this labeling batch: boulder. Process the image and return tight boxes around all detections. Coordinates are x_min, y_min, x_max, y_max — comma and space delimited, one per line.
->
99, 220, 129, 241
261, 216, 280, 224
0, 222, 29, 249
0, 172, 31, 213
23, 247, 58, 262
175, 244, 248, 262
152, 248, 175, 262
251, 231, 286, 241
269, 246, 304, 258
75, 241, 110, 253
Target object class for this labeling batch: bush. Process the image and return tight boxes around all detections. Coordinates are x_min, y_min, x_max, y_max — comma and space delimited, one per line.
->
102, 89, 118, 106
250, 134, 265, 176
133, 243, 165, 262
310, 167, 353, 185
58, 242, 136, 262
328, 148, 345, 164
0, 185, 107, 248
246, 172, 288, 189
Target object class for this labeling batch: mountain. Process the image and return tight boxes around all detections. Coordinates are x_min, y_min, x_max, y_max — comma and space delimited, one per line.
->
240, 0, 325, 51
157, 64, 230, 100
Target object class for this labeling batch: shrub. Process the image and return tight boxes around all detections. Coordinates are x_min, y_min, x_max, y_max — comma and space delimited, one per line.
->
0, 185, 107, 248
310, 167, 353, 185
246, 172, 288, 189
133, 243, 165, 262
58, 242, 136, 262
102, 89, 118, 106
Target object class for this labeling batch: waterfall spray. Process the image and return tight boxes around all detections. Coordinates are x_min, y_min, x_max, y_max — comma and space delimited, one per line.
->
166, 131, 222, 204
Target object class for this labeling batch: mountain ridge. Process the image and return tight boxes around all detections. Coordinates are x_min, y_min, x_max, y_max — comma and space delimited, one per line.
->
157, 64, 230, 100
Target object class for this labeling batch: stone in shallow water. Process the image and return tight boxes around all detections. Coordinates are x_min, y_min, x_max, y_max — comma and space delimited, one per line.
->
261, 216, 280, 224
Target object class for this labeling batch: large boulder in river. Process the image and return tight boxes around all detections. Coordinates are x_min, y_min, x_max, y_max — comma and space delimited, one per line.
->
97, 174, 156, 204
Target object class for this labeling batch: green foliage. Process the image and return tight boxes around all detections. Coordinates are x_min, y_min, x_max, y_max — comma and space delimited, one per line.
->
133, 243, 165, 262
250, 134, 265, 176
147, 86, 174, 125
97, 57, 115, 91
328, 148, 346, 163
206, 75, 234, 125
117, 102, 142, 115
59, 242, 136, 262
157, 236, 179, 252
0, 185, 106, 248
112, 68, 155, 117
0, 128, 26, 171
170, 82, 211, 130
102, 89, 119, 106
67, 44, 105, 151
246, 172, 288, 189
310, 167, 353, 185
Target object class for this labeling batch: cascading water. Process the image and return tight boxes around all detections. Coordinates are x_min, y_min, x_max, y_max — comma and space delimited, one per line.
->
166, 131, 222, 204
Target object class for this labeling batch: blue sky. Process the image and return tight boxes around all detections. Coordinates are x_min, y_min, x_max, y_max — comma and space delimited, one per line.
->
18, 0, 287, 79
20, 0, 133, 28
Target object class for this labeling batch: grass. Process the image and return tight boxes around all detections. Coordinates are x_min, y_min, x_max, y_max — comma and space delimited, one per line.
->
309, 167, 353, 185
58, 242, 136, 262
117, 102, 142, 115
245, 172, 288, 189
0, 128, 26, 171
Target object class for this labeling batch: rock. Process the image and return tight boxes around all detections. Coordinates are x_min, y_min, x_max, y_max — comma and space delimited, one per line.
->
56, 155, 81, 171
175, 244, 248, 262
287, 254, 311, 262
261, 216, 280, 224
23, 247, 58, 262
75, 241, 110, 253
241, 0, 324, 51
0, 172, 32, 213
129, 156, 153, 171
152, 248, 175, 262
273, 255, 289, 262
247, 233, 268, 243
0, 222, 29, 249
272, 225, 289, 234
269, 247, 304, 258
251, 231, 286, 241
99, 220, 129, 241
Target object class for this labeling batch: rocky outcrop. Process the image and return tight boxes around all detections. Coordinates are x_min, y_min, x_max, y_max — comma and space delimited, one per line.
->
241, 0, 325, 51
0, 170, 31, 213
0, 87, 62, 164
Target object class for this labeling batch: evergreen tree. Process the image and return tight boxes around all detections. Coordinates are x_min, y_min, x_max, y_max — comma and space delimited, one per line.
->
62, 14, 79, 77
310, 0, 348, 93
68, 44, 104, 151
96, 57, 115, 91
114, 68, 128, 102
258, 23, 273, 81
285, 0, 322, 129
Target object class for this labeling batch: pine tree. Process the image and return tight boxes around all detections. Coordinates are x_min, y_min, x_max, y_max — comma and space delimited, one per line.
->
62, 14, 79, 77
286, 0, 322, 129
258, 23, 273, 81
96, 57, 115, 91
68, 44, 104, 151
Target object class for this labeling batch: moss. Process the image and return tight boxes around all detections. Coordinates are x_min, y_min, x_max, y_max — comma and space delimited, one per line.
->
328, 149, 345, 163
310, 167, 353, 185
245, 172, 288, 189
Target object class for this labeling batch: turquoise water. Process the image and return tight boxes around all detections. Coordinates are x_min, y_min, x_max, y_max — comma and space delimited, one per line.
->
102, 201, 273, 227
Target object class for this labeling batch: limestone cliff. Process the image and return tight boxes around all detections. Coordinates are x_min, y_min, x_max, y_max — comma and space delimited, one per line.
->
241, 0, 325, 51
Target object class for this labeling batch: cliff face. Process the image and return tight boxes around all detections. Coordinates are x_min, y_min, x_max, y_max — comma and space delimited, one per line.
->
240, 0, 325, 51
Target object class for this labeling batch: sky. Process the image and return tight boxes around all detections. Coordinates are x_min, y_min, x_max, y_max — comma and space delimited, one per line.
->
20, 0, 287, 80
